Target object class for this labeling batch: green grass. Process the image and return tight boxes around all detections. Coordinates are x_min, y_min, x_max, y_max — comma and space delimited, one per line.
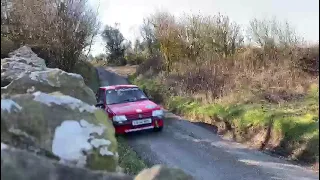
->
117, 137, 148, 175
131, 76, 319, 163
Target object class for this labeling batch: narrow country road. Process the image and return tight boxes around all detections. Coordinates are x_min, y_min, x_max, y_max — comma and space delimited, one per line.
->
96, 67, 319, 180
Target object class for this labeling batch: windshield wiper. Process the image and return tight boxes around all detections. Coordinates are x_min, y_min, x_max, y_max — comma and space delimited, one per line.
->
135, 98, 148, 101
121, 99, 135, 103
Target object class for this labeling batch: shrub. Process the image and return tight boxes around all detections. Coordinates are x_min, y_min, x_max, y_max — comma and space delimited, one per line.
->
1, 0, 100, 71
72, 60, 100, 93
1, 35, 17, 58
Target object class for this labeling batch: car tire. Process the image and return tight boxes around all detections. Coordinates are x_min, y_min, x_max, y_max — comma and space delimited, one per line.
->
154, 126, 163, 132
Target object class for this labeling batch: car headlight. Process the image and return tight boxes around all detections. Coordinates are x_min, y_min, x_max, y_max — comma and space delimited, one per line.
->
113, 115, 127, 122
152, 110, 164, 117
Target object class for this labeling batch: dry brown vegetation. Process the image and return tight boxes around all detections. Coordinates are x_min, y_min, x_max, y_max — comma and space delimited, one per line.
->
1, 0, 100, 71
129, 11, 319, 167
135, 12, 319, 103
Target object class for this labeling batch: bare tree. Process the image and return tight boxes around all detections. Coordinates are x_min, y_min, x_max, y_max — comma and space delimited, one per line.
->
149, 11, 186, 72
140, 18, 159, 56
85, 0, 101, 57
3, 0, 100, 71
247, 18, 300, 49
141, 11, 245, 72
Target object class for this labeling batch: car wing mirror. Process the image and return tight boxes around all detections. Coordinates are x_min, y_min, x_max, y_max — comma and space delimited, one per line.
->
95, 102, 105, 109
95, 93, 99, 101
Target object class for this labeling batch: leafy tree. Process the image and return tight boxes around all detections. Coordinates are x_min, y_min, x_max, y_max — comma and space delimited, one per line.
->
133, 39, 144, 53
101, 24, 126, 65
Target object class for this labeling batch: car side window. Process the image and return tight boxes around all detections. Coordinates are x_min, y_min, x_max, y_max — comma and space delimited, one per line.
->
97, 89, 105, 103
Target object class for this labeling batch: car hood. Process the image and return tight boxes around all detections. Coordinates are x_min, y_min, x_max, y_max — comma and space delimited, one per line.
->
107, 100, 160, 115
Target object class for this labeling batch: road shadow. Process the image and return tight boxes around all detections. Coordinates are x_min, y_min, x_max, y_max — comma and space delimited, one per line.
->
193, 122, 219, 134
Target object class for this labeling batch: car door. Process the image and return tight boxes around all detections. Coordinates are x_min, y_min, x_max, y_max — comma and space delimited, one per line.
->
96, 88, 106, 105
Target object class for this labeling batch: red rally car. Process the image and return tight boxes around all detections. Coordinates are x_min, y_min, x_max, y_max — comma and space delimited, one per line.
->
95, 85, 164, 134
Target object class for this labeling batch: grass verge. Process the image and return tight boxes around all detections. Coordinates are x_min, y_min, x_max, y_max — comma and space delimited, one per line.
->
117, 137, 148, 175
130, 75, 319, 166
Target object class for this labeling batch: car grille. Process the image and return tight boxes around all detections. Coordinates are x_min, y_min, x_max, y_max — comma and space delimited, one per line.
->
126, 111, 152, 120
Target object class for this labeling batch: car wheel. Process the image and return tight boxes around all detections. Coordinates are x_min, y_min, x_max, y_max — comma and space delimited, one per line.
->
154, 126, 163, 132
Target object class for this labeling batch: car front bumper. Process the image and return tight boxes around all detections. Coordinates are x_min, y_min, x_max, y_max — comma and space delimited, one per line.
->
113, 118, 164, 134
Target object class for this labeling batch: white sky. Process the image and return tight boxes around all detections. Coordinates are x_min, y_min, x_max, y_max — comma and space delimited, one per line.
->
89, 0, 319, 56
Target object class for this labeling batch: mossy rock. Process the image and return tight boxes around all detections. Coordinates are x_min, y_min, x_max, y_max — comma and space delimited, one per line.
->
1, 146, 132, 180
8, 46, 46, 68
1, 58, 46, 87
1, 68, 96, 105
1, 46, 95, 104
1, 92, 118, 172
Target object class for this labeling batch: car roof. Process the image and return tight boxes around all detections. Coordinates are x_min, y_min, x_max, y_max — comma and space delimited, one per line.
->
99, 84, 139, 90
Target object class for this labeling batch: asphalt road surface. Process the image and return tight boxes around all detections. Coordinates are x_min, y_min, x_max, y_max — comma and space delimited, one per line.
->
96, 67, 319, 180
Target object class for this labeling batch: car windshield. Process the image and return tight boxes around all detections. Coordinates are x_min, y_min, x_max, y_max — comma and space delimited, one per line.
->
106, 87, 148, 105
